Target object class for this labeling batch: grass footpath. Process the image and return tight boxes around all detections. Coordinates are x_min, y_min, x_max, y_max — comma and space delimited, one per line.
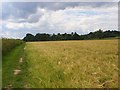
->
2, 44, 26, 88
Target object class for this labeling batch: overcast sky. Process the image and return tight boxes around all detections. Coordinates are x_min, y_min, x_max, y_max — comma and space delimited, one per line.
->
0, 2, 118, 39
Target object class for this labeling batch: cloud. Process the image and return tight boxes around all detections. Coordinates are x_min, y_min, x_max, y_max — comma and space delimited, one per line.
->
10, 5, 117, 31
2, 2, 38, 20
6, 22, 24, 30
2, 2, 116, 20
1, 2, 118, 39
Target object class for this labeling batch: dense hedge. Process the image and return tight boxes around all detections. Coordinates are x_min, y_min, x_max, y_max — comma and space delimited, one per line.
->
2, 38, 24, 55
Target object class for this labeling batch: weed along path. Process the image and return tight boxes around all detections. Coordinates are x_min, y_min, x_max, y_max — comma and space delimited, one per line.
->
2, 44, 26, 88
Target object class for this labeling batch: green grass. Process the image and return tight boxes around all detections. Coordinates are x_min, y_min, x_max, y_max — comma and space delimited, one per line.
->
24, 39, 118, 88
2, 38, 24, 55
2, 39, 119, 88
2, 44, 25, 88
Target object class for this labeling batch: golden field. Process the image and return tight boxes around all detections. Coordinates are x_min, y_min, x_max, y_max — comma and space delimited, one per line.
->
24, 40, 118, 88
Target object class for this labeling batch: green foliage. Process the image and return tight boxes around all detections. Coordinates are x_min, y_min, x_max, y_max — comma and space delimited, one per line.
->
23, 33, 35, 42
2, 38, 24, 55
2, 44, 26, 88
23, 29, 120, 42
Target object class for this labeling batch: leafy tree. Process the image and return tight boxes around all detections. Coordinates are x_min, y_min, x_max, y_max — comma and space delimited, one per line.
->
23, 33, 35, 42
23, 30, 120, 42
73, 32, 80, 40
35, 33, 50, 41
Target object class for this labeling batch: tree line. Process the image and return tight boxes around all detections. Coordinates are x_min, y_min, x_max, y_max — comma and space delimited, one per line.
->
23, 29, 120, 42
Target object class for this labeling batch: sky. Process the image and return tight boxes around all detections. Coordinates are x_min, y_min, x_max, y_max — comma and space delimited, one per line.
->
0, 2, 118, 39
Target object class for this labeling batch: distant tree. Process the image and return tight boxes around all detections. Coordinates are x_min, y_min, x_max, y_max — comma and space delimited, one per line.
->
94, 29, 103, 39
23, 33, 35, 42
73, 32, 80, 40
34, 33, 40, 41
71, 32, 74, 36
23, 29, 120, 42
56, 33, 62, 40
51, 33, 56, 41
66, 34, 72, 40
61, 33, 67, 40
35, 33, 50, 41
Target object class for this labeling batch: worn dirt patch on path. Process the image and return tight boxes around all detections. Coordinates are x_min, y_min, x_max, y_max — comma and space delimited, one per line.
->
19, 57, 23, 63
13, 69, 21, 75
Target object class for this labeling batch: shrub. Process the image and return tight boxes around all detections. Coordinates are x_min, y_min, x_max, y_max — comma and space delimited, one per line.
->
2, 38, 24, 55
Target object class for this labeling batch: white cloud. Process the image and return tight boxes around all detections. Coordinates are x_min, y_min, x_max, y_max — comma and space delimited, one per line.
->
1, 30, 21, 39
6, 22, 24, 30
2, 3, 118, 38
31, 5, 117, 34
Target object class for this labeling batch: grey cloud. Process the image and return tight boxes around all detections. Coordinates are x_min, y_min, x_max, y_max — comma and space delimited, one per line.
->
27, 14, 41, 23
1, 1, 117, 39
2, 2, 38, 20
15, 14, 41, 23
2, 2, 117, 20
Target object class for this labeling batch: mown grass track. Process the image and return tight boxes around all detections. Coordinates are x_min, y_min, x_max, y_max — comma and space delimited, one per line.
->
2, 44, 26, 88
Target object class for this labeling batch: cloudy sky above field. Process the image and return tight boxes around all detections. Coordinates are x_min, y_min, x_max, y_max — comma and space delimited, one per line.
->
1, 2, 118, 39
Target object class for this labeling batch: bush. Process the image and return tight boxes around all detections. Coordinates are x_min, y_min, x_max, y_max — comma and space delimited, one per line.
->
2, 38, 24, 55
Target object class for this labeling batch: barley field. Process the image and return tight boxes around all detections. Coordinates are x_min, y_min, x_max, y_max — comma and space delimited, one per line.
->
24, 40, 118, 88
